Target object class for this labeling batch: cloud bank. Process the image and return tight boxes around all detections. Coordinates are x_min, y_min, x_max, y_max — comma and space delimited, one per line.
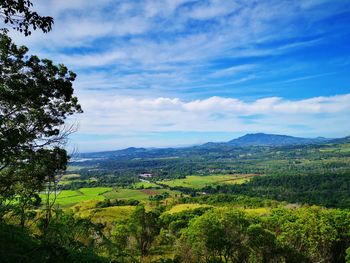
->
68, 93, 350, 151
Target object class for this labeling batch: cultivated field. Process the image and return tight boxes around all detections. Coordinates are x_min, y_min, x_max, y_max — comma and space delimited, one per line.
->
158, 174, 256, 189
46, 187, 181, 207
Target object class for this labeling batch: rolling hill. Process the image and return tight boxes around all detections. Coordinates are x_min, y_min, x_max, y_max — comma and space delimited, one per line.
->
75, 133, 347, 161
226, 133, 331, 146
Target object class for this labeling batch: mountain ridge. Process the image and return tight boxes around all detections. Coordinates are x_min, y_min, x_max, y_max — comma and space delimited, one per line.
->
226, 133, 331, 146
76, 133, 348, 158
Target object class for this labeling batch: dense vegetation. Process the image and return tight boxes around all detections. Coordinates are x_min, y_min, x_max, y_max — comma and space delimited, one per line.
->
72, 140, 350, 180
68, 141, 350, 208
1, 2, 350, 263
3, 140, 349, 262
203, 171, 350, 208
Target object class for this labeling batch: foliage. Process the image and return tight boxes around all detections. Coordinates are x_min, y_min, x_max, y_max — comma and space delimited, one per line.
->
0, 0, 53, 35
178, 208, 286, 263
346, 247, 350, 263
111, 204, 161, 260
174, 206, 350, 263
204, 172, 350, 208
128, 204, 161, 256
267, 207, 350, 263
0, 32, 82, 221
70, 142, 350, 208
0, 32, 81, 166
95, 198, 140, 208
0, 220, 107, 263
149, 192, 170, 201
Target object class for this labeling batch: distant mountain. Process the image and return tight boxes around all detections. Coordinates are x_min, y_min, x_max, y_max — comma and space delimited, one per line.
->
77, 133, 349, 160
226, 133, 331, 147
328, 136, 350, 144
78, 147, 148, 158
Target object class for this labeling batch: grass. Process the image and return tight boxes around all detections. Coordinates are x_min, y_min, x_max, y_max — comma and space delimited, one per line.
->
76, 205, 135, 224
320, 144, 350, 153
165, 204, 211, 214
71, 200, 101, 211
104, 188, 181, 200
239, 207, 270, 215
103, 188, 151, 200
58, 179, 94, 185
158, 174, 255, 189
80, 187, 111, 195
61, 173, 81, 180
48, 187, 181, 207
50, 187, 111, 207
66, 166, 84, 171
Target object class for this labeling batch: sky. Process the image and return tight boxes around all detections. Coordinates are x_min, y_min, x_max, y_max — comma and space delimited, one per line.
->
6, 0, 350, 152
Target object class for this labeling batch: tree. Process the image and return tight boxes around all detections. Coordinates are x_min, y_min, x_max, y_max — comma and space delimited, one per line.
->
0, 32, 82, 219
246, 224, 285, 263
180, 209, 251, 263
0, 32, 81, 164
0, 0, 53, 36
269, 207, 342, 263
183, 210, 227, 262
128, 204, 160, 256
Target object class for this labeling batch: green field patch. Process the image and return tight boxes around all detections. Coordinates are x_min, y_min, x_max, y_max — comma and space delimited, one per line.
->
80, 187, 111, 195
61, 173, 81, 180
58, 179, 92, 185
165, 204, 211, 214
320, 144, 350, 153
71, 200, 101, 211
239, 207, 270, 215
44, 187, 182, 208
103, 188, 180, 200
103, 189, 151, 200
158, 174, 256, 189
72, 201, 136, 229
50, 187, 112, 207
66, 165, 84, 171
219, 176, 254, 185
76, 205, 135, 224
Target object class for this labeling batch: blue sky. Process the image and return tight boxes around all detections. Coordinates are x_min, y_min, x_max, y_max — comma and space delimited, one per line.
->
7, 0, 350, 152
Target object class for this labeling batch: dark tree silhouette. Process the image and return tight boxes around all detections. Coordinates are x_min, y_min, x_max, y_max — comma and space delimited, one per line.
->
0, 0, 53, 36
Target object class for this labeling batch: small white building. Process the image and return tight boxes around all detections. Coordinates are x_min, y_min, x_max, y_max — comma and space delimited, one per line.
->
139, 173, 153, 178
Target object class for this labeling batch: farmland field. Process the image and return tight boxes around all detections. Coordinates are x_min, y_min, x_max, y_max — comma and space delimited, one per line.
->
45, 187, 182, 207
165, 203, 211, 214
47, 187, 111, 207
104, 188, 155, 200
158, 174, 256, 189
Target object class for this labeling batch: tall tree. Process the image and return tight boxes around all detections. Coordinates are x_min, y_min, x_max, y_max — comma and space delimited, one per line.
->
0, 31, 82, 218
128, 205, 160, 256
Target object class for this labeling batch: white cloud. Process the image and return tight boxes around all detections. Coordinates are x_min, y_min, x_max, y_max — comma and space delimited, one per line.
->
71, 93, 350, 136
187, 0, 239, 20
210, 64, 257, 77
